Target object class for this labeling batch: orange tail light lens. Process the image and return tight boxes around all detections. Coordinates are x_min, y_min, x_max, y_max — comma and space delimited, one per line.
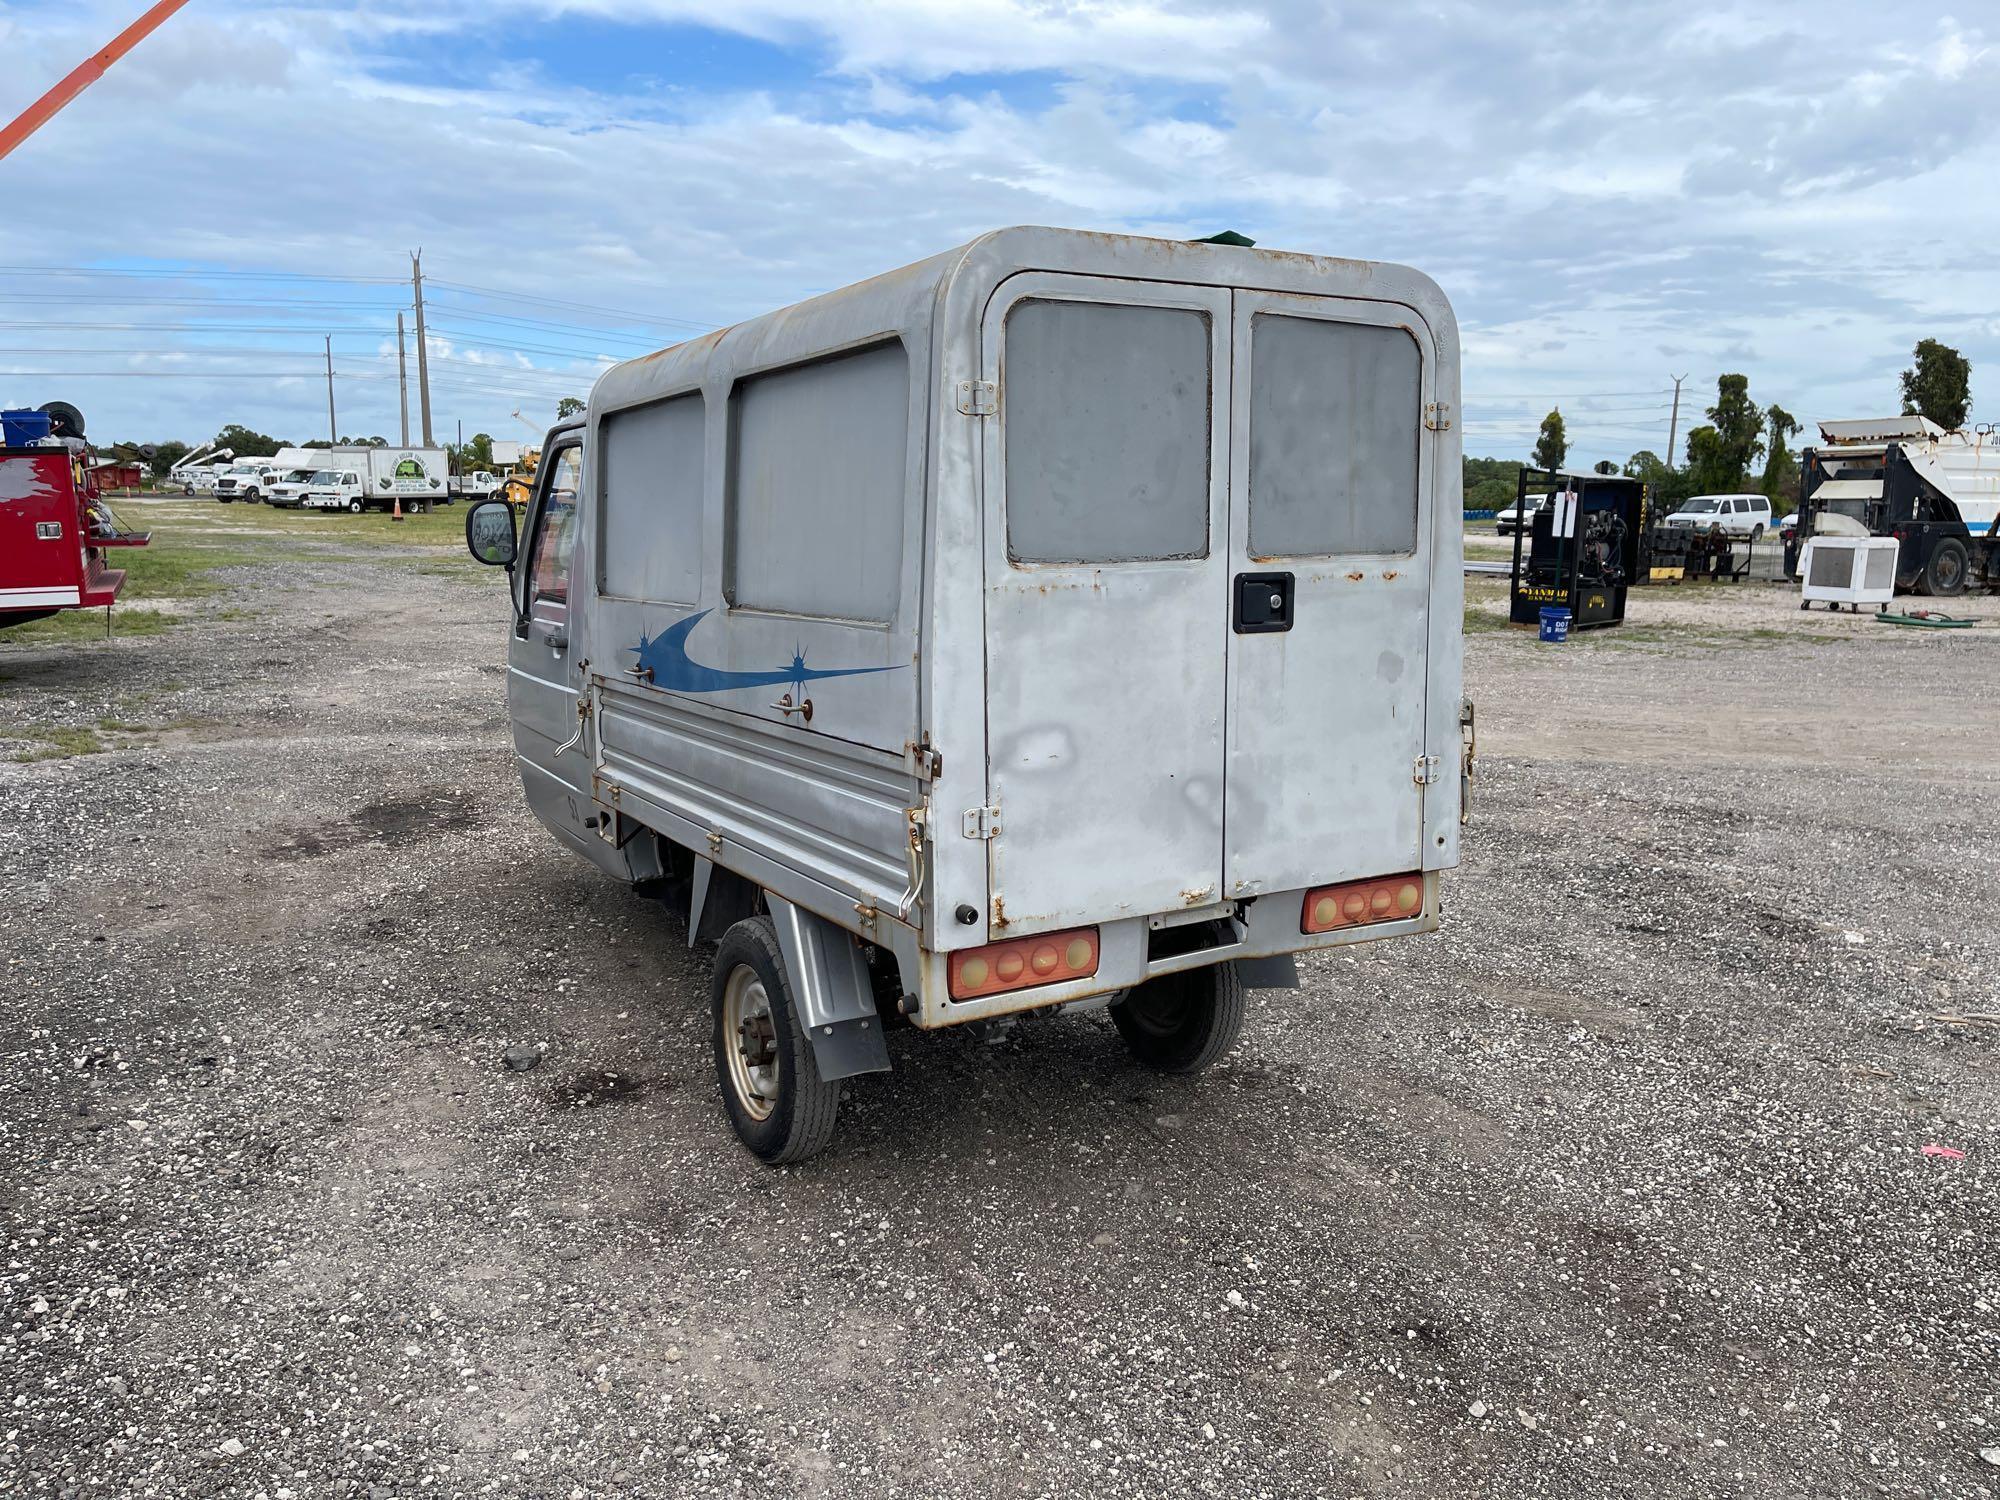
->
1301, 873, 1424, 934
949, 927, 1100, 1000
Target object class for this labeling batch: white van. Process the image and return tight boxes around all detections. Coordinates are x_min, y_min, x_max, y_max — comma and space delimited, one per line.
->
1663, 493, 1773, 538
465, 226, 1470, 1162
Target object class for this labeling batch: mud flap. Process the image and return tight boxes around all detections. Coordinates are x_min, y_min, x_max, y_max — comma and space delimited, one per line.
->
1232, 953, 1300, 990
765, 895, 893, 1081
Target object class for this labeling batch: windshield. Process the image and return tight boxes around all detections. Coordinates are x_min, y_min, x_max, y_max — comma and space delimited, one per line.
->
1678, 497, 1721, 514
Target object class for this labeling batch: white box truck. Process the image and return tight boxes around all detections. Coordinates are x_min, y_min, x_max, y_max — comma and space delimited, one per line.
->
299, 446, 449, 512
463, 226, 1470, 1163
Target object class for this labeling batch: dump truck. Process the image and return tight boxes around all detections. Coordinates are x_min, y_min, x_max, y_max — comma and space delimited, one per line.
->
463, 226, 1470, 1162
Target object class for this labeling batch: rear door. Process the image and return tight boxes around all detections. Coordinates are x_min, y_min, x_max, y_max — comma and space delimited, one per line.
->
979, 275, 1233, 934
1223, 292, 1433, 896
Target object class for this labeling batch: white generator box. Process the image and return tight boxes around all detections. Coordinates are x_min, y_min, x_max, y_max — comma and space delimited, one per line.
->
1800, 535, 1898, 611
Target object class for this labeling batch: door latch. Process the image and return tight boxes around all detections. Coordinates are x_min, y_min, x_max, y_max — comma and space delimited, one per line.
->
961, 806, 1002, 840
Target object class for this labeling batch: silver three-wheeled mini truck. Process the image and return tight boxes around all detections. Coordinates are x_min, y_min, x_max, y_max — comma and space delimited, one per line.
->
467, 226, 1470, 1162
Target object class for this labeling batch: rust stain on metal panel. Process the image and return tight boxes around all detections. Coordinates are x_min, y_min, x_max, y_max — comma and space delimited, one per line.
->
990, 893, 1007, 929
1181, 885, 1216, 906
1346, 571, 1365, 582
1382, 570, 1399, 581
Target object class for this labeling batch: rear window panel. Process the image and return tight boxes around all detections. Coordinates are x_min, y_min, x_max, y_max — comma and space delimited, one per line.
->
1248, 315, 1421, 557
1004, 299, 1211, 563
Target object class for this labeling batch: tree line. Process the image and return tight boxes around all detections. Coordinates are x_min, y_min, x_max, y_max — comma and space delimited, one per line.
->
1466, 338, 1973, 513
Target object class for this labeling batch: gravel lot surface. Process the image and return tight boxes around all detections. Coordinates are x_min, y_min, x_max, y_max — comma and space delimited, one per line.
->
3, 500, 1997, 1498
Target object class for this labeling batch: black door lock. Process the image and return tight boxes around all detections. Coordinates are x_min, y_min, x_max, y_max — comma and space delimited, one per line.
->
1234, 571, 1295, 633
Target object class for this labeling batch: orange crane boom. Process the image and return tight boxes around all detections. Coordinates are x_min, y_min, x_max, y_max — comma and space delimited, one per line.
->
0, 0, 193, 164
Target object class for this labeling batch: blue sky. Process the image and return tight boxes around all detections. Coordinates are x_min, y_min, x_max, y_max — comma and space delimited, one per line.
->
1, 0, 1995, 466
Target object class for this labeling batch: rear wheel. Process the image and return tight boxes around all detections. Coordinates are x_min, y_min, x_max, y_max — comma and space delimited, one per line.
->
1111, 963, 1246, 1074
1921, 539, 1968, 597
711, 915, 840, 1163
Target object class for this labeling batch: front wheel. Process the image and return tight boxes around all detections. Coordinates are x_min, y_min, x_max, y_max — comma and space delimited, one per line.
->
346, 499, 363, 514
1111, 963, 1246, 1074
711, 915, 841, 1164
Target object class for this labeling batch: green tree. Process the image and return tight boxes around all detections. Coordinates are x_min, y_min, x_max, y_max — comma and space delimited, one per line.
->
556, 396, 586, 419
1532, 409, 1566, 472
212, 423, 286, 457
1592, 459, 1617, 475
1682, 375, 1764, 492
1899, 338, 1971, 430
1760, 404, 1802, 509
1624, 448, 1695, 509
449, 432, 498, 473
1462, 456, 1524, 509
143, 439, 190, 480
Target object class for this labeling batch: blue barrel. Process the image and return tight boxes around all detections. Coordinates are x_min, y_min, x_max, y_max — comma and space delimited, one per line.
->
1538, 606, 1572, 643
1, 409, 52, 447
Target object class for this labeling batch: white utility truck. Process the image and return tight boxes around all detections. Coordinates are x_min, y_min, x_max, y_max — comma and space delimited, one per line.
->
465, 226, 1470, 1162
299, 446, 449, 512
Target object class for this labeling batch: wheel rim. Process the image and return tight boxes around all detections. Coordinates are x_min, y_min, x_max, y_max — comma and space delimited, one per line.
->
1938, 550, 1964, 590
722, 965, 779, 1121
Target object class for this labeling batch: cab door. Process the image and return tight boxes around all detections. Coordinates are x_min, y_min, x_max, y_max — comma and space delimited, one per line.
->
1222, 292, 1435, 896
508, 439, 601, 860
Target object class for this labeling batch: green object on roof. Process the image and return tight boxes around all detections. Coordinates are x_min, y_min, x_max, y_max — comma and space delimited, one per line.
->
1193, 230, 1256, 247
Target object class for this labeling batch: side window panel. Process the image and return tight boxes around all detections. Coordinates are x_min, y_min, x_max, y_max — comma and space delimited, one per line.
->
601, 393, 705, 604
727, 342, 907, 622
527, 446, 582, 623
1004, 299, 1210, 563
1248, 315, 1421, 556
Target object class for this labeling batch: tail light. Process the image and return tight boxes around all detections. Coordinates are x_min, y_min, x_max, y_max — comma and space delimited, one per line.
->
949, 927, 1099, 1000
1301, 873, 1424, 934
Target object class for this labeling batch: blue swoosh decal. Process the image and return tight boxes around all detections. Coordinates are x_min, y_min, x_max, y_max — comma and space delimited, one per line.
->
629, 609, 902, 695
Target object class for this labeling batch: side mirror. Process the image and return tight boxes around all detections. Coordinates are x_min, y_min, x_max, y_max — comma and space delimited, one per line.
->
466, 499, 518, 567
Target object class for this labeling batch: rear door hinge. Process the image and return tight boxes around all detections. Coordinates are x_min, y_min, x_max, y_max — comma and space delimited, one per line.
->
956, 379, 997, 417
1412, 755, 1441, 786
1424, 401, 1451, 432
960, 805, 1002, 840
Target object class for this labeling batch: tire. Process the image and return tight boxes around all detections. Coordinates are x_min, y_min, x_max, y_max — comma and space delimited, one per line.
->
1750, 524, 1765, 544
1111, 963, 1246, 1074
347, 499, 363, 514
244, 488, 260, 503
1922, 539, 1968, 598
711, 915, 841, 1164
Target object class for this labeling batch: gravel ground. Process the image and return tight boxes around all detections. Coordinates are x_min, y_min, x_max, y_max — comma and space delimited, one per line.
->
3, 503, 1997, 1499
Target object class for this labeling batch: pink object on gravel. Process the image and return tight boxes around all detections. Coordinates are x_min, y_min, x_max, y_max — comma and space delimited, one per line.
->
1921, 1144, 1967, 1160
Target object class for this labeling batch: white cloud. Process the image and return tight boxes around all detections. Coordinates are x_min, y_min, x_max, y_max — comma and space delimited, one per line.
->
0, 0, 1994, 461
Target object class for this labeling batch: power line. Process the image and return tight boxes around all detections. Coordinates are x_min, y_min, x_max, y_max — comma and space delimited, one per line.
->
426, 277, 710, 331
0, 264, 404, 285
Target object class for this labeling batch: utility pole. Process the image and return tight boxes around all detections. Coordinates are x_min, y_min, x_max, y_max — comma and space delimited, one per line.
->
324, 335, 337, 444
396, 312, 410, 446
411, 249, 434, 446
1666, 374, 1688, 468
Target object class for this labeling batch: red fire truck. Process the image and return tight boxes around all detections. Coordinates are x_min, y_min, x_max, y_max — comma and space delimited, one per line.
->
1, 403, 150, 630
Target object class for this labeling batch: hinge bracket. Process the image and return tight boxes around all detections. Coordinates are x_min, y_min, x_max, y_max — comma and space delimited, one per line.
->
1424, 401, 1452, 432
1412, 755, 1441, 786
961, 805, 1001, 840
956, 379, 997, 417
